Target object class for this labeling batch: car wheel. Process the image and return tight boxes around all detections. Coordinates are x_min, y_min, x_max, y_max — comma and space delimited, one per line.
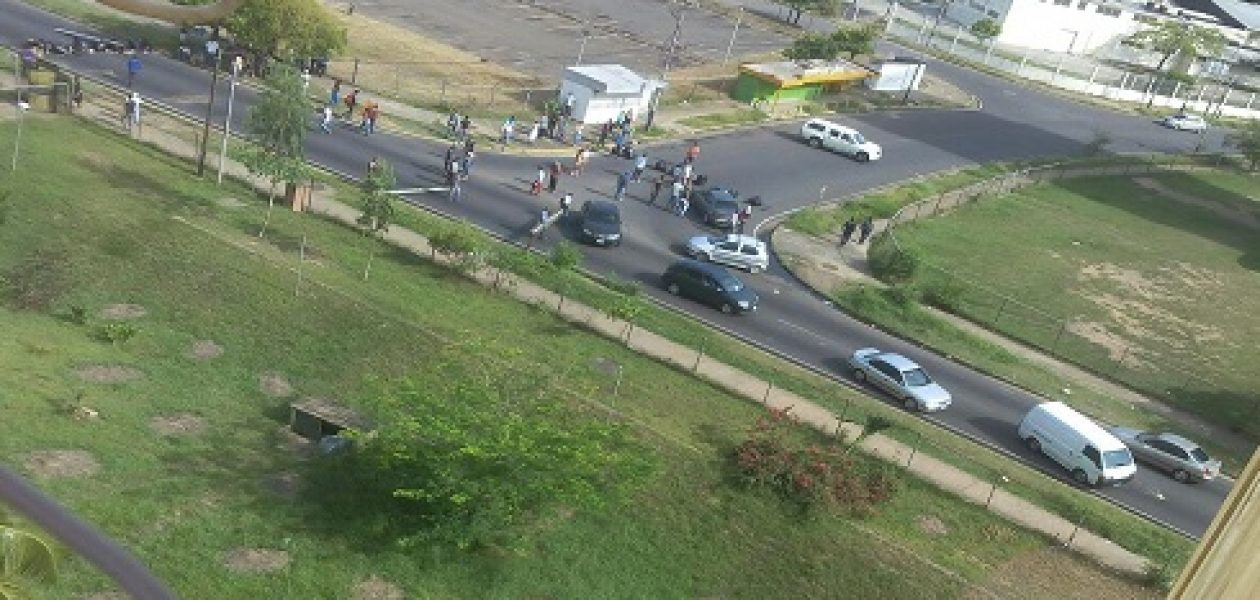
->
902, 397, 919, 412
1173, 469, 1191, 483
855, 152, 870, 163
1071, 469, 1091, 486
719, 302, 734, 314
666, 282, 681, 296
808, 137, 822, 148
1025, 437, 1041, 452
853, 368, 867, 382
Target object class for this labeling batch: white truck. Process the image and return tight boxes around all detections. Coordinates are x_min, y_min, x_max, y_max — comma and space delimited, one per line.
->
1017, 401, 1136, 487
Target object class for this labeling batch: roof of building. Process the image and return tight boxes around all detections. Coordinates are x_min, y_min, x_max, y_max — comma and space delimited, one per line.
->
563, 64, 662, 96
739, 59, 874, 88
1167, 0, 1260, 29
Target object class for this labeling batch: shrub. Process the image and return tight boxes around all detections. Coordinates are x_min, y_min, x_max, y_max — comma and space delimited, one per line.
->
603, 275, 640, 297
919, 277, 967, 312
867, 234, 919, 283
549, 241, 582, 271
66, 304, 88, 325
885, 283, 919, 307
94, 322, 138, 345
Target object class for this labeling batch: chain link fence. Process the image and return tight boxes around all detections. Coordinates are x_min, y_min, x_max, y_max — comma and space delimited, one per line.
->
884, 157, 1260, 439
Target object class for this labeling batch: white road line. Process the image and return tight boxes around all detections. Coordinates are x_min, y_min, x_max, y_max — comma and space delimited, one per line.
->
389, 187, 449, 195
776, 319, 833, 345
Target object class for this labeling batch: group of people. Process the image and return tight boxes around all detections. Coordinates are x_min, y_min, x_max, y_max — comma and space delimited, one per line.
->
838, 216, 876, 246
443, 139, 477, 202
321, 81, 381, 136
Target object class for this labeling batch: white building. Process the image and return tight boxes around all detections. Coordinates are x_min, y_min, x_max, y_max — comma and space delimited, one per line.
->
558, 65, 666, 125
946, 0, 1256, 54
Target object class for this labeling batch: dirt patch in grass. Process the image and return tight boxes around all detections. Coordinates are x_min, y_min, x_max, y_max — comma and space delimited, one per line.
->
959, 546, 1158, 600
99, 303, 147, 320
75, 365, 143, 383
188, 339, 224, 360
223, 548, 290, 574
263, 471, 303, 501
916, 515, 949, 536
352, 575, 404, 600
216, 197, 247, 209
23, 450, 100, 479
258, 372, 294, 398
1133, 176, 1260, 230
150, 413, 207, 437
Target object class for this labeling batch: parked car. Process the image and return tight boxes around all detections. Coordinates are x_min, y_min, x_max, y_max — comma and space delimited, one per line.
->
1160, 113, 1208, 132
800, 118, 882, 162
686, 234, 769, 273
1018, 402, 1136, 487
662, 259, 759, 314
577, 199, 622, 246
848, 348, 951, 412
1107, 428, 1220, 483
690, 187, 741, 228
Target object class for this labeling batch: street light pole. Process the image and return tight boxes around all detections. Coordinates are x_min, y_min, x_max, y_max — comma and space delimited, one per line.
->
11, 100, 30, 173
577, 31, 589, 66
927, 0, 950, 44
197, 52, 222, 177
216, 59, 241, 185
723, 7, 744, 64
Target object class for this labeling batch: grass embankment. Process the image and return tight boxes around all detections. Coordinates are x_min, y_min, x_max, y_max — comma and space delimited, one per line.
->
0, 118, 1167, 598
887, 172, 1260, 450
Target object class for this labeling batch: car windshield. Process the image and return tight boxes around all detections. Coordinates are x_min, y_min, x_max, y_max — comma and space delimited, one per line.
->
1190, 447, 1211, 463
902, 368, 932, 387
1103, 449, 1134, 468
852, 132, 867, 144
716, 275, 744, 292
588, 208, 619, 224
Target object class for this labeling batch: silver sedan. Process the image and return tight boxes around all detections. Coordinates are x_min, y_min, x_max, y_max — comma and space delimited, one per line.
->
1107, 428, 1221, 483
849, 348, 952, 412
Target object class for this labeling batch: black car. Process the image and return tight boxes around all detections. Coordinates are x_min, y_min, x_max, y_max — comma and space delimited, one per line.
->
691, 187, 740, 228
578, 200, 622, 246
662, 259, 759, 314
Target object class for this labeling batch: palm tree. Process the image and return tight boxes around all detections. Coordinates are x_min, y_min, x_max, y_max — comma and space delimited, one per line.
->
1, 506, 58, 600
95, 0, 244, 24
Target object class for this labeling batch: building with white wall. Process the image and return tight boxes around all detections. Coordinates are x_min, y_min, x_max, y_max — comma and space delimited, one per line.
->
557, 65, 665, 125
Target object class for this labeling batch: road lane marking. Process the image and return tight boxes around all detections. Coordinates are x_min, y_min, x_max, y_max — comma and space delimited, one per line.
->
776, 319, 832, 345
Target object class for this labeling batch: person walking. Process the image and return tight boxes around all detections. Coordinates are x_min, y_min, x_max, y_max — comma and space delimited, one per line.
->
612, 129, 627, 156
445, 144, 456, 170
447, 170, 462, 203
319, 105, 334, 133
598, 120, 612, 149
632, 153, 648, 182
460, 149, 474, 181
126, 92, 142, 132
501, 116, 516, 146
573, 147, 588, 177
329, 80, 341, 108
527, 120, 540, 145
738, 204, 753, 235
559, 192, 573, 217
447, 110, 459, 137
684, 140, 700, 164
125, 53, 142, 88
839, 217, 857, 246
614, 171, 630, 202
533, 166, 546, 195
459, 115, 471, 140
858, 216, 875, 244
359, 101, 379, 135
342, 88, 359, 119
676, 190, 690, 217
572, 123, 584, 147
649, 173, 666, 206
548, 161, 561, 194
670, 179, 685, 214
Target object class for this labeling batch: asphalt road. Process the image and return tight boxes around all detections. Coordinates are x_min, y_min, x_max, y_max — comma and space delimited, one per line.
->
0, 0, 1234, 538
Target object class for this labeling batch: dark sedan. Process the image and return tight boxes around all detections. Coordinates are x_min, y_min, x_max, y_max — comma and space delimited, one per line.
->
578, 200, 622, 247
690, 187, 740, 228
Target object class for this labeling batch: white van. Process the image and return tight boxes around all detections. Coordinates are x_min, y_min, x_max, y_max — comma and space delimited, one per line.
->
1017, 402, 1136, 487
799, 118, 883, 162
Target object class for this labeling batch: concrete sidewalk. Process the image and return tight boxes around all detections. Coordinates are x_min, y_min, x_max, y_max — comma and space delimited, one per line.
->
70, 96, 1151, 577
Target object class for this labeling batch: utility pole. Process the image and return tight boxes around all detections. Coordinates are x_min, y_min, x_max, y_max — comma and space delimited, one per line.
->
650, 0, 692, 130
723, 6, 744, 64
216, 56, 241, 185
926, 0, 950, 45
197, 52, 222, 177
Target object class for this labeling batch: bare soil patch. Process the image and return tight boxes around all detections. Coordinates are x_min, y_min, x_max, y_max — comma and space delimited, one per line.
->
222, 548, 290, 574
23, 450, 100, 479
216, 197, 247, 209
99, 303, 147, 320
915, 515, 949, 536
188, 339, 224, 360
150, 413, 207, 437
263, 471, 303, 500
352, 575, 404, 600
259, 372, 294, 398
75, 364, 143, 383
959, 546, 1158, 600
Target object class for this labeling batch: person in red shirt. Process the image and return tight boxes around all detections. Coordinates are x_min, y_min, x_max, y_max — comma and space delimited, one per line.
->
684, 141, 700, 164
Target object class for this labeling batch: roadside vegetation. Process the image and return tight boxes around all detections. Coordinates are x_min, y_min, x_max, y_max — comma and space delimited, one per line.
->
0, 117, 1169, 598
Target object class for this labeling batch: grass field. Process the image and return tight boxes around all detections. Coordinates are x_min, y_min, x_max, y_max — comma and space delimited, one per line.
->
0, 118, 1170, 598
886, 171, 1260, 444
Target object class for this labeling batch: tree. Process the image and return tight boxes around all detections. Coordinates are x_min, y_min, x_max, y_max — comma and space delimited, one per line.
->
1226, 120, 1260, 171
601, 284, 646, 342
1125, 20, 1227, 72
1, 506, 59, 599
970, 18, 1001, 61
311, 362, 654, 549
427, 220, 488, 271
243, 64, 311, 238
225, 0, 346, 60
832, 24, 879, 60
356, 160, 397, 280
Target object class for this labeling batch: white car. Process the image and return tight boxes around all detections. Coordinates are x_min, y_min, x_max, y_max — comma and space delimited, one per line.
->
1160, 113, 1208, 132
687, 234, 769, 273
800, 118, 882, 162
849, 348, 951, 412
